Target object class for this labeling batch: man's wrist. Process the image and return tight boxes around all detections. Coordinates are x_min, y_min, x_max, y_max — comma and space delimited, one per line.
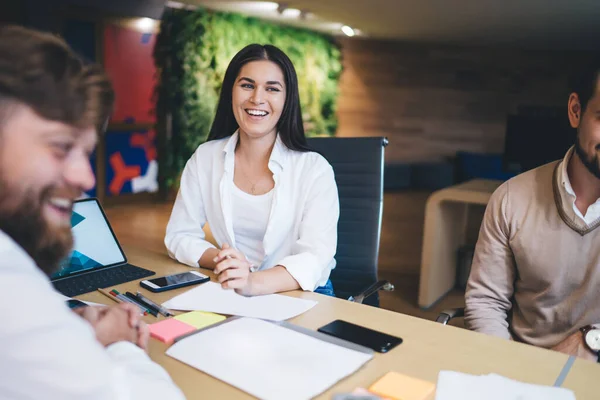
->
581, 325, 600, 362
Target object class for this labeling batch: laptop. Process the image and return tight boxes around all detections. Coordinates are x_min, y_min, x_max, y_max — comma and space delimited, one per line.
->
51, 198, 155, 297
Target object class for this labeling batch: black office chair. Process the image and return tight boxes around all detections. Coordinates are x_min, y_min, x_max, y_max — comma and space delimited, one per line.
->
307, 137, 394, 307
435, 308, 465, 325
437, 307, 513, 329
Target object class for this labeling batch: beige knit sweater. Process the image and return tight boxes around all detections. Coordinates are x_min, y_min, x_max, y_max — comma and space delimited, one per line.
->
465, 160, 600, 348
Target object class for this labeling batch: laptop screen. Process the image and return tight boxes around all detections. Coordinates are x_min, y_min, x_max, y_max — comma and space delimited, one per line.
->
51, 198, 126, 279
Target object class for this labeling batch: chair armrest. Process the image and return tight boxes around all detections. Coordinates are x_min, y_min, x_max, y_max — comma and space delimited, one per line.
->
348, 280, 394, 304
435, 307, 465, 325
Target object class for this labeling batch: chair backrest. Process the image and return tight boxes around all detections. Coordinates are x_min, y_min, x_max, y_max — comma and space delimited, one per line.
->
307, 137, 387, 306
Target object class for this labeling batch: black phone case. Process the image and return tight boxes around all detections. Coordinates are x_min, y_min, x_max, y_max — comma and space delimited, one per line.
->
140, 275, 209, 292
317, 319, 403, 353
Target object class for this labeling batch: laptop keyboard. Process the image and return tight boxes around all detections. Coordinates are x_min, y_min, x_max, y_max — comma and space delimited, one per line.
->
53, 264, 155, 297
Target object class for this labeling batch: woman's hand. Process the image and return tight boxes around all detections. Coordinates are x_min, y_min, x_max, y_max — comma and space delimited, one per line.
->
213, 243, 254, 295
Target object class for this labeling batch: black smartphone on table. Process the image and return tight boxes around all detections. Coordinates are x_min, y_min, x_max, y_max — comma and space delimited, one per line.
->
140, 270, 210, 292
317, 319, 403, 353
66, 299, 88, 310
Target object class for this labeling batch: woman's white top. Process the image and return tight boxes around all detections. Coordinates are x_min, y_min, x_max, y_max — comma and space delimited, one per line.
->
231, 184, 274, 269
164, 131, 340, 291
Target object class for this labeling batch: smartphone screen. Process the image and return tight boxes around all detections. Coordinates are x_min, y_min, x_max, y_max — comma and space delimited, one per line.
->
148, 271, 207, 288
318, 320, 403, 353
66, 299, 88, 310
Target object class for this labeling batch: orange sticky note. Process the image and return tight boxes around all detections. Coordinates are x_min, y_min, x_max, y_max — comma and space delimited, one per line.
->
369, 371, 435, 400
149, 318, 196, 345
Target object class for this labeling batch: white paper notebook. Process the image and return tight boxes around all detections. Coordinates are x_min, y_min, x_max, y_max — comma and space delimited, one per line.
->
162, 281, 317, 321
166, 317, 373, 400
435, 371, 576, 400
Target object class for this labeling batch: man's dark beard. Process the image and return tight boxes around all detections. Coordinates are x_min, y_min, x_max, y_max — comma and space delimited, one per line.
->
0, 186, 73, 276
574, 134, 600, 180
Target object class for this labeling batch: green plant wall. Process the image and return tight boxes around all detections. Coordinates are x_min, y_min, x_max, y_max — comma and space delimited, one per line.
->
154, 8, 343, 188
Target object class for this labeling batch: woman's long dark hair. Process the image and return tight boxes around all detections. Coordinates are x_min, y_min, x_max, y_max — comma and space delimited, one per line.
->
207, 44, 311, 152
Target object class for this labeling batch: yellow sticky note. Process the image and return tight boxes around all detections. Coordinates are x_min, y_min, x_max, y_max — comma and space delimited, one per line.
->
369, 371, 435, 400
174, 311, 226, 329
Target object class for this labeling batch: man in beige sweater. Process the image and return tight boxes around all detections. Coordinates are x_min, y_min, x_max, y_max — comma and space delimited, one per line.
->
465, 62, 600, 362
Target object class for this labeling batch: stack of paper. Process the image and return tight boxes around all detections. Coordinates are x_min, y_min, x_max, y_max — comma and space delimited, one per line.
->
162, 281, 317, 321
166, 317, 373, 400
435, 371, 576, 400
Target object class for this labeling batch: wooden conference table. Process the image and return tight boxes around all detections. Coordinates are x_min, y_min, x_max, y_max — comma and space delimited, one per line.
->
78, 245, 596, 399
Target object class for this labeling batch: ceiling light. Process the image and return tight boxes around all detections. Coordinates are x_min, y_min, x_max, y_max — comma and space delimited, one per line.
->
255, 1, 279, 11
299, 10, 314, 20
341, 25, 355, 37
200, 2, 278, 14
282, 8, 301, 18
165, 1, 186, 9
136, 18, 156, 33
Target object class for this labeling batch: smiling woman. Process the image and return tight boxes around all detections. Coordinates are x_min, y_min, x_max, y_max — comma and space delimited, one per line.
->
164, 44, 340, 298
207, 44, 311, 154
154, 8, 342, 189
232, 64, 285, 143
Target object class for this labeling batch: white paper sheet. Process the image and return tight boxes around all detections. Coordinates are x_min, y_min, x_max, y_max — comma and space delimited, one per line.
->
166, 317, 373, 400
435, 371, 576, 400
162, 281, 317, 321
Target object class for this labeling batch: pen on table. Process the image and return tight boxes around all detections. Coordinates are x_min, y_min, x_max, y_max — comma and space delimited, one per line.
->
127, 292, 161, 317
124, 291, 158, 317
135, 291, 174, 317
110, 289, 149, 316
98, 288, 123, 304
98, 288, 147, 316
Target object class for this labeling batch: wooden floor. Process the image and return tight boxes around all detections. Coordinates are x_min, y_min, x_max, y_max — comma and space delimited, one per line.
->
104, 191, 466, 327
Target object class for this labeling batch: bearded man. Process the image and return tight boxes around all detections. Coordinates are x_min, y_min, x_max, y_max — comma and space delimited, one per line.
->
0, 25, 184, 399
465, 61, 600, 363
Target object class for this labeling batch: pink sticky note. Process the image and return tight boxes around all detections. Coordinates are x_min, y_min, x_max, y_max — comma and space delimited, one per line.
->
149, 318, 196, 345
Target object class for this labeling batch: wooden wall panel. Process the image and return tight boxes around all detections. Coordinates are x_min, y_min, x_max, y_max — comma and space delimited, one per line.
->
336, 38, 594, 163
378, 192, 431, 274
338, 39, 596, 275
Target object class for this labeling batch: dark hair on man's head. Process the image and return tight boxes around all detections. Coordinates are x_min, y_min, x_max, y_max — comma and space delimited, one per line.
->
207, 43, 310, 152
568, 59, 600, 113
0, 25, 114, 131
